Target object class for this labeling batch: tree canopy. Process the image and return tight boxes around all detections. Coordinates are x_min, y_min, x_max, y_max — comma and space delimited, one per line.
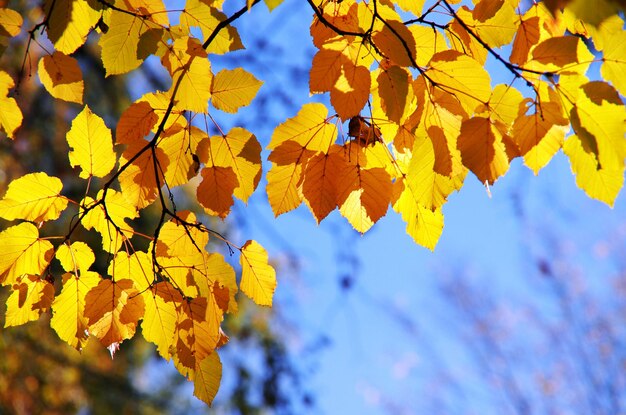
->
0, 0, 624, 406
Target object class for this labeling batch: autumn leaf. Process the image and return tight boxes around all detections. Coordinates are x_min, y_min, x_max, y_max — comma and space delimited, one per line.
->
56, 242, 95, 274
197, 165, 238, 219
194, 352, 222, 406
211, 68, 263, 113
51, 271, 101, 350
67, 106, 117, 179
0, 223, 53, 286
5, 275, 54, 328
45, 0, 101, 54
84, 278, 145, 348
240, 240, 277, 307
38, 52, 84, 104
0, 172, 68, 222
0, 70, 22, 139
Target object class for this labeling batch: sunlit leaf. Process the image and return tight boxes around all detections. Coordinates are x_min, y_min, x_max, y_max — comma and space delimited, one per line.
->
51, 271, 101, 350
194, 352, 222, 406
84, 278, 145, 348
67, 106, 117, 179
0, 172, 68, 222
5, 275, 54, 328
56, 242, 95, 274
38, 52, 84, 104
0, 70, 22, 139
0, 223, 53, 286
211, 68, 263, 113
45, 0, 101, 54
240, 240, 276, 307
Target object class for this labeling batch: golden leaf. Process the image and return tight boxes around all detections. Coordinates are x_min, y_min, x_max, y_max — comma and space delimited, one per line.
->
56, 242, 95, 274
240, 240, 276, 307
0, 172, 68, 222
84, 278, 145, 348
5, 275, 54, 328
141, 281, 182, 360
45, 0, 101, 54
211, 68, 263, 113
51, 271, 101, 350
67, 106, 117, 179
0, 223, 53, 286
194, 352, 222, 406
38, 52, 84, 104
0, 70, 22, 139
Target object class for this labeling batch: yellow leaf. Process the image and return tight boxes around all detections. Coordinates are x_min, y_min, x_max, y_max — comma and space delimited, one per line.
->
458, 117, 509, 184
194, 352, 222, 406
155, 212, 208, 259
529, 35, 594, 74
45, 0, 101, 54
197, 127, 262, 202
67, 106, 117, 179
180, 0, 244, 54
564, 134, 624, 206
404, 137, 455, 210
38, 52, 84, 104
600, 30, 626, 98
0, 223, 53, 286
164, 37, 212, 113
51, 271, 101, 350
118, 140, 166, 209
468, 0, 518, 48
0, 172, 68, 222
81, 190, 138, 253
211, 68, 263, 113
574, 81, 626, 171
513, 101, 568, 174
158, 123, 203, 188
84, 278, 145, 348
372, 19, 417, 67
266, 141, 315, 216
190, 252, 237, 314
5, 275, 54, 328
173, 296, 222, 375
116, 101, 158, 144
269, 103, 337, 152
99, 9, 161, 76
108, 251, 154, 293
240, 240, 276, 307
141, 281, 182, 360
374, 65, 412, 124
392, 179, 444, 250
336, 161, 392, 234
426, 50, 491, 114
0, 8, 22, 37
197, 165, 238, 218
56, 242, 95, 274
0, 70, 22, 139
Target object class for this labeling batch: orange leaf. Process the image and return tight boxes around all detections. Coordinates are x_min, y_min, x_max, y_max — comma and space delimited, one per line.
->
197, 165, 238, 219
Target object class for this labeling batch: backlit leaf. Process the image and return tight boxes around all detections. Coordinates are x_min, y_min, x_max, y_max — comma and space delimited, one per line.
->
197, 165, 238, 219
181, 0, 244, 54
458, 116, 509, 184
268, 103, 337, 152
116, 101, 158, 145
211, 68, 263, 113
0, 70, 22, 139
194, 352, 222, 406
45, 0, 101, 54
0, 223, 53, 286
0, 172, 68, 222
141, 281, 182, 360
67, 106, 117, 179
84, 278, 145, 348
56, 242, 95, 274
50, 271, 101, 350
5, 275, 54, 328
240, 240, 276, 307
38, 52, 84, 104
